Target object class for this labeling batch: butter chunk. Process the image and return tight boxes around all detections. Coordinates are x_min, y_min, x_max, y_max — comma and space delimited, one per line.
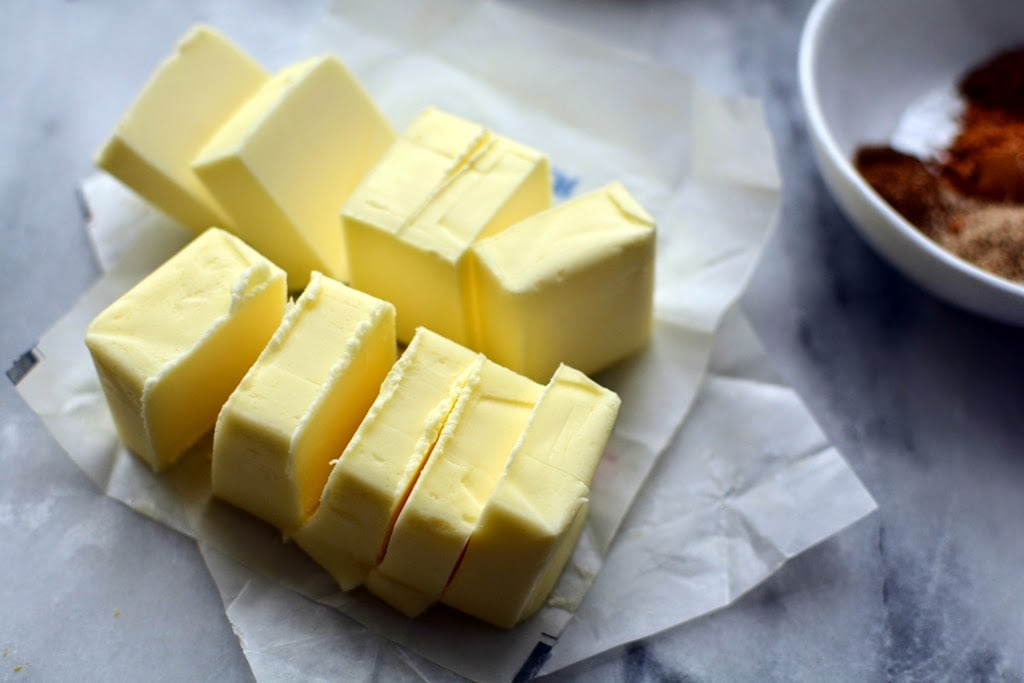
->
469, 182, 656, 383
85, 228, 287, 471
193, 55, 394, 289
343, 107, 551, 344
294, 327, 480, 590
442, 365, 620, 628
211, 272, 396, 534
366, 360, 543, 616
95, 25, 268, 233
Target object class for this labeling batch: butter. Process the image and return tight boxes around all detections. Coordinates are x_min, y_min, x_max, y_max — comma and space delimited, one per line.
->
85, 228, 287, 471
469, 182, 656, 382
366, 360, 543, 616
294, 327, 480, 590
342, 107, 551, 344
95, 25, 268, 233
193, 55, 394, 289
442, 365, 620, 628
211, 272, 396, 534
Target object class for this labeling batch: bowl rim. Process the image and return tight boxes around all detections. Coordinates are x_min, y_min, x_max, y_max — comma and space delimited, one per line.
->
797, 0, 1024, 299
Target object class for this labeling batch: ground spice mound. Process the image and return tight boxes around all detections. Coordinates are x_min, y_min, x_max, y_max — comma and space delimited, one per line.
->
942, 104, 1024, 203
854, 45, 1024, 282
854, 146, 949, 234
959, 47, 1024, 115
943, 205, 1024, 281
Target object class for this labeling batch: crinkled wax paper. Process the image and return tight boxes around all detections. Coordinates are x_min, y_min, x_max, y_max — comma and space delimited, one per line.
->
14, 0, 876, 680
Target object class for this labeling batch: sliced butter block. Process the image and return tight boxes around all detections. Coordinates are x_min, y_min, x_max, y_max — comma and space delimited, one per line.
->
85, 228, 287, 471
211, 272, 396, 534
95, 25, 268, 233
366, 360, 544, 616
294, 327, 480, 590
442, 365, 620, 628
469, 182, 656, 383
343, 107, 551, 344
193, 55, 394, 289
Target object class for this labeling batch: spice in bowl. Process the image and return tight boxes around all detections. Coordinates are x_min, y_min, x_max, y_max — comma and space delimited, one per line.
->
854, 46, 1024, 282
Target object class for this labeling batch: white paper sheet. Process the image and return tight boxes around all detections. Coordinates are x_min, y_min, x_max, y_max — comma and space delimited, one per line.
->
198, 307, 876, 682
13, 0, 876, 680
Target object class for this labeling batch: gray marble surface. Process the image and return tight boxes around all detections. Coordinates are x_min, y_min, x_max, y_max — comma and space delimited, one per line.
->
4, 0, 1023, 681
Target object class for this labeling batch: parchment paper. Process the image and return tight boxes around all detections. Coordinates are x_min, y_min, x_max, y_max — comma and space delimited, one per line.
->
13, 0, 876, 680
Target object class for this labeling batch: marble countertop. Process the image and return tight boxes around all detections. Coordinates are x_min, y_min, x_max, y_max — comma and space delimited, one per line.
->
4, 0, 1023, 681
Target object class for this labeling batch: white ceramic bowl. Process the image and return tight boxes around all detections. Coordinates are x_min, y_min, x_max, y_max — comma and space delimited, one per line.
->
799, 0, 1024, 324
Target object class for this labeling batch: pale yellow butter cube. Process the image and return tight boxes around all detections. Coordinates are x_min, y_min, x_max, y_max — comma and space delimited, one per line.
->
343, 107, 551, 344
193, 55, 394, 289
96, 25, 268, 233
211, 272, 396, 534
442, 365, 620, 628
294, 327, 480, 590
366, 360, 543, 616
469, 182, 656, 383
85, 228, 287, 471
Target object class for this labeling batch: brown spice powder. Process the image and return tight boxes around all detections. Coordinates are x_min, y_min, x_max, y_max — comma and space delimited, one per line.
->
854, 146, 949, 236
942, 204, 1024, 281
942, 104, 1024, 203
853, 46, 1024, 282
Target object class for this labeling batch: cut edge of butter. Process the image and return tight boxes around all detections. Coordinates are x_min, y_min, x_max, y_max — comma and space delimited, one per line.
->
144, 246, 286, 470
85, 227, 287, 471
441, 364, 620, 628
294, 327, 480, 590
211, 271, 396, 533
285, 277, 397, 525
362, 361, 483, 614
367, 359, 543, 616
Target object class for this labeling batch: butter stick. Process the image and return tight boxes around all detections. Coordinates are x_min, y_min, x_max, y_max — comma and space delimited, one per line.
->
294, 327, 480, 590
442, 365, 620, 628
342, 107, 551, 344
194, 55, 394, 289
366, 360, 543, 616
96, 25, 268, 233
469, 182, 656, 382
212, 272, 396, 534
85, 228, 287, 471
